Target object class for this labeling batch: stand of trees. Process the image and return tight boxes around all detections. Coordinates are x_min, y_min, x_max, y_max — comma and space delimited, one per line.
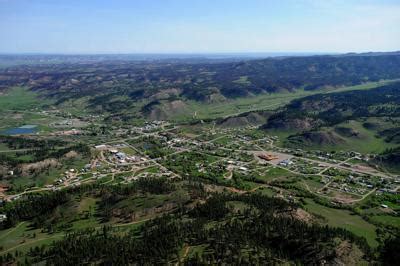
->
0, 177, 176, 230
22, 193, 373, 265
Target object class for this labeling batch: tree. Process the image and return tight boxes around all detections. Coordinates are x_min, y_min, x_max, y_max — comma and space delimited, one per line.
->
380, 236, 400, 265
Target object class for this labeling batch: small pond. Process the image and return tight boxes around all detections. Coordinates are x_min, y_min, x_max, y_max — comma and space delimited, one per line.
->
2, 125, 38, 135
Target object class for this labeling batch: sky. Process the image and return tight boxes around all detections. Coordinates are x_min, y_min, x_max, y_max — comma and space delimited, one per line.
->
0, 0, 399, 54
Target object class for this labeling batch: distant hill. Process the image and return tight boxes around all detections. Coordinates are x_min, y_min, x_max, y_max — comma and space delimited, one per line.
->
262, 81, 400, 152
216, 110, 272, 127
264, 81, 400, 131
340, 51, 400, 57
1, 52, 400, 120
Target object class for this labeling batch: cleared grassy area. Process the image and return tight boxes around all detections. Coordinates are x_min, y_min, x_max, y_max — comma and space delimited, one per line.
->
77, 197, 97, 212
0, 87, 49, 112
303, 177, 324, 191
0, 218, 146, 258
258, 167, 294, 182
255, 186, 277, 196
327, 120, 397, 153
304, 199, 378, 247
0, 143, 9, 151
1, 233, 64, 256
369, 215, 400, 228
325, 80, 398, 93
0, 110, 59, 132
233, 76, 251, 85
0, 222, 27, 241
0, 222, 63, 255
283, 119, 398, 154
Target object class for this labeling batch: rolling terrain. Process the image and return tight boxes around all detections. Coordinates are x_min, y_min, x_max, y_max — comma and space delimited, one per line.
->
0, 53, 399, 264
1, 53, 400, 121
260, 81, 400, 171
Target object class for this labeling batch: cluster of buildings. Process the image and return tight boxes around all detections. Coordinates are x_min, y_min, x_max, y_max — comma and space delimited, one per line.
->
278, 159, 294, 167
124, 121, 168, 134
54, 168, 80, 186
95, 144, 147, 165
108, 149, 146, 164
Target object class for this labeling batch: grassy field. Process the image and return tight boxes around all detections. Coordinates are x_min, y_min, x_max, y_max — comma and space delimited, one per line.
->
0, 143, 9, 151
259, 167, 294, 182
0, 222, 64, 255
304, 199, 378, 247
0, 109, 58, 131
325, 80, 398, 93
281, 117, 399, 154
369, 215, 400, 228
303, 176, 325, 191
256, 186, 277, 196
0, 87, 48, 112
326, 120, 397, 153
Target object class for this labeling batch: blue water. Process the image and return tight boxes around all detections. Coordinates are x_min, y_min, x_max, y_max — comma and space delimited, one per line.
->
2, 126, 37, 135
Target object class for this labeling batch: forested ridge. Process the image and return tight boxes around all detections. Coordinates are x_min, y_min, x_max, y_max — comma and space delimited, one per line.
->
1, 54, 399, 109
4, 192, 375, 265
1, 174, 399, 265
1, 178, 176, 229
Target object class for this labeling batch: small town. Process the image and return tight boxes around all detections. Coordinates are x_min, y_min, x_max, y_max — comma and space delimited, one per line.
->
2, 120, 398, 210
